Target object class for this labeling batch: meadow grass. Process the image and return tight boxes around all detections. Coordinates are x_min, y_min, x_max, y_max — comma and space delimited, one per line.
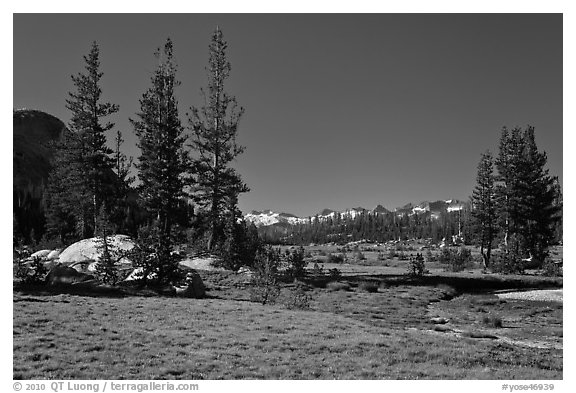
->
14, 270, 562, 379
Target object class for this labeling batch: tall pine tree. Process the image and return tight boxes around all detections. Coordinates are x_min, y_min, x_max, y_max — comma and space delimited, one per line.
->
470, 150, 497, 269
188, 27, 249, 252
131, 38, 188, 284
46, 42, 118, 242
515, 127, 561, 262
495, 126, 561, 265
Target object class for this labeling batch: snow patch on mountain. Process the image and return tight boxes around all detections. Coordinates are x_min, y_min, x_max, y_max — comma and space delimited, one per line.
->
245, 210, 308, 227
245, 199, 466, 227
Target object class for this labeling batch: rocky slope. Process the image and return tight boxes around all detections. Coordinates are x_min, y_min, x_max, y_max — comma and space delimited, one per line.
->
13, 109, 67, 240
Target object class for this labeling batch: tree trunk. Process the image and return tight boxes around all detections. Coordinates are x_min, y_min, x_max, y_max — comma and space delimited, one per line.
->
480, 243, 487, 271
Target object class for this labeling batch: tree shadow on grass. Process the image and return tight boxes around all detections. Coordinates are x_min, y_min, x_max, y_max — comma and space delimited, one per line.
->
13, 282, 214, 300
301, 273, 562, 296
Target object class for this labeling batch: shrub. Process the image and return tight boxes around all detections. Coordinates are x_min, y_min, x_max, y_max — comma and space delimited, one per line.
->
328, 267, 342, 281
250, 246, 281, 305
377, 252, 386, 261
438, 247, 452, 264
542, 258, 562, 277
491, 234, 531, 274
436, 284, 458, 300
398, 249, 408, 261
491, 250, 524, 275
127, 225, 184, 286
286, 246, 307, 280
353, 250, 366, 261
482, 314, 503, 328
93, 234, 123, 285
327, 253, 344, 264
217, 220, 262, 271
388, 248, 397, 259
358, 281, 379, 293
425, 248, 435, 262
312, 262, 324, 278
14, 247, 47, 285
439, 246, 473, 272
407, 253, 425, 277
283, 287, 312, 310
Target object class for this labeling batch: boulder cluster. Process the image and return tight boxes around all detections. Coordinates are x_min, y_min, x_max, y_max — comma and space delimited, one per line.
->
22, 234, 205, 298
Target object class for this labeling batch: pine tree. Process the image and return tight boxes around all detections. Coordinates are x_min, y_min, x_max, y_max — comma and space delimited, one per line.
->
94, 204, 119, 285
515, 127, 561, 262
188, 27, 249, 252
131, 38, 188, 284
66, 41, 119, 237
46, 42, 118, 242
494, 126, 561, 265
470, 151, 497, 269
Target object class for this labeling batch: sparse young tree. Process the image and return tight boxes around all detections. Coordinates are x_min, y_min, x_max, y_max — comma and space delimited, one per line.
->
94, 204, 120, 285
109, 130, 136, 234
470, 151, 497, 269
188, 27, 249, 252
131, 38, 188, 284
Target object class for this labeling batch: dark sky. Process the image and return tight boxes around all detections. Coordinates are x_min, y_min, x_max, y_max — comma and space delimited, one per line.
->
13, 14, 563, 217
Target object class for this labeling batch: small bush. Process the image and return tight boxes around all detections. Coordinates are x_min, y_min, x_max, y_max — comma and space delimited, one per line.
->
94, 234, 122, 285
425, 248, 435, 262
127, 225, 184, 285
326, 253, 344, 264
283, 287, 312, 310
312, 262, 324, 278
482, 314, 503, 328
491, 251, 523, 275
542, 258, 562, 277
358, 281, 379, 293
491, 235, 528, 274
14, 252, 47, 285
438, 246, 473, 272
250, 246, 281, 305
377, 252, 386, 261
328, 267, 342, 281
354, 250, 366, 261
286, 246, 307, 280
407, 253, 425, 277
436, 284, 457, 300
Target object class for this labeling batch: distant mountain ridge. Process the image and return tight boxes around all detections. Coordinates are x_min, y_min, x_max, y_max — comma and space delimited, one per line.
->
245, 199, 466, 227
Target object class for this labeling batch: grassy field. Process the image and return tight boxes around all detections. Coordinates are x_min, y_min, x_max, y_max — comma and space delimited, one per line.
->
13, 255, 562, 379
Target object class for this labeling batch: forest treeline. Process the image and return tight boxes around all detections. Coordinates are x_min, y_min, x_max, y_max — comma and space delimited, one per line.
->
261, 125, 562, 272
